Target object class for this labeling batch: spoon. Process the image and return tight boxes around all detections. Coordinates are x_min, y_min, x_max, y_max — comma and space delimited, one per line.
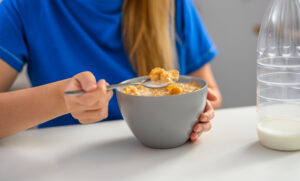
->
64, 78, 170, 96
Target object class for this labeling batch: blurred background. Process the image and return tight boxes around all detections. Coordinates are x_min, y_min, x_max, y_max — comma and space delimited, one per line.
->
194, 0, 271, 108
8, 0, 271, 108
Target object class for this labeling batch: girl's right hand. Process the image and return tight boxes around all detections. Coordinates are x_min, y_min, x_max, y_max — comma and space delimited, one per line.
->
64, 71, 113, 124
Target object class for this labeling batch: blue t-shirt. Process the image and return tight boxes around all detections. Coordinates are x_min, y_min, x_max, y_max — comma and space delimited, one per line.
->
0, 0, 217, 128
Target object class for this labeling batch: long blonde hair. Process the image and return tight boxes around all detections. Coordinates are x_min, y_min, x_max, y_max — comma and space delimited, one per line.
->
122, 0, 177, 76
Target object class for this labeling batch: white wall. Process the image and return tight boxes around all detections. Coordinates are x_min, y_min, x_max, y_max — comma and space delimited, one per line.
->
194, 0, 271, 108
10, 66, 31, 90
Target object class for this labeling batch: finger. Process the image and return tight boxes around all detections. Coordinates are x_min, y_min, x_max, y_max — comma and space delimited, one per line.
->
66, 100, 104, 112
72, 108, 108, 122
106, 89, 113, 101
201, 122, 212, 132
93, 79, 112, 104
74, 71, 97, 92
97, 79, 107, 95
75, 92, 105, 106
199, 100, 215, 122
190, 131, 203, 143
78, 118, 99, 124
193, 123, 203, 133
84, 108, 108, 120
101, 105, 109, 121
75, 79, 108, 106
190, 132, 198, 142
207, 88, 217, 101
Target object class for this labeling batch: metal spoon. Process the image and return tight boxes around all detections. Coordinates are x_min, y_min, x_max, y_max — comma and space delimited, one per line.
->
64, 78, 170, 96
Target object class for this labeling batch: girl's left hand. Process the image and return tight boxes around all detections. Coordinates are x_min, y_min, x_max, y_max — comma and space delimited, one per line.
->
190, 88, 218, 143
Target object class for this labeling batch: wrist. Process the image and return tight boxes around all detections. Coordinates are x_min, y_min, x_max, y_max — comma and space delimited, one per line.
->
56, 78, 71, 115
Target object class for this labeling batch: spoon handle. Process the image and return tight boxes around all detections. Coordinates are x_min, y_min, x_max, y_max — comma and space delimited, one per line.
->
107, 82, 131, 90
64, 82, 134, 96
64, 90, 85, 96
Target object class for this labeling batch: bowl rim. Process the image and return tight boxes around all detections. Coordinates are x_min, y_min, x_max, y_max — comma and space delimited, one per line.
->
116, 75, 207, 98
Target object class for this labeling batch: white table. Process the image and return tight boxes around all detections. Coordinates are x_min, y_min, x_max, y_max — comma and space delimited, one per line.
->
1, 106, 299, 181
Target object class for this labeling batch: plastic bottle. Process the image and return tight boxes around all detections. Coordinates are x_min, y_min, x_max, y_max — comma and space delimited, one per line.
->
257, 0, 300, 151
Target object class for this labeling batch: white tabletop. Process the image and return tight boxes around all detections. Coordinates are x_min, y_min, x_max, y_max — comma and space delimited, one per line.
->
1, 106, 300, 181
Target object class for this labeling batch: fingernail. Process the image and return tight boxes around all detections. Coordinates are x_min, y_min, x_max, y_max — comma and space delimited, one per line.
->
201, 117, 208, 122
85, 83, 97, 91
196, 127, 203, 133
192, 133, 197, 140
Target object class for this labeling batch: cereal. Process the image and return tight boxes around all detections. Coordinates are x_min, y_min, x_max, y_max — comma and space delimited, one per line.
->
149, 67, 179, 83
121, 67, 201, 96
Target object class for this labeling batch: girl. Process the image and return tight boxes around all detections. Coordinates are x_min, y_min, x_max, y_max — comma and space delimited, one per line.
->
0, 0, 222, 141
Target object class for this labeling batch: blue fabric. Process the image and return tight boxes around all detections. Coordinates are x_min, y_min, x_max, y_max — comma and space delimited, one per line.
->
0, 0, 217, 128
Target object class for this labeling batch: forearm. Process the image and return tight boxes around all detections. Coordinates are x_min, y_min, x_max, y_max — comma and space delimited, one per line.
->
0, 79, 69, 138
189, 64, 222, 109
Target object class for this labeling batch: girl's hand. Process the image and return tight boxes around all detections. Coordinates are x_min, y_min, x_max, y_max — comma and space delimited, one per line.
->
190, 88, 217, 143
64, 71, 113, 124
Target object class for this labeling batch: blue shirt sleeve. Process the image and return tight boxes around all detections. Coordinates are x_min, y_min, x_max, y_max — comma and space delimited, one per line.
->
0, 0, 28, 72
183, 0, 218, 74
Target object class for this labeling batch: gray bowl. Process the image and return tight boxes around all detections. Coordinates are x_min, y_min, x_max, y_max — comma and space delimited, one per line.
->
116, 76, 207, 149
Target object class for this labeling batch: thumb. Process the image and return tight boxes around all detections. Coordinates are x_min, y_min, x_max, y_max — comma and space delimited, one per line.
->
74, 71, 97, 92
207, 88, 218, 101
